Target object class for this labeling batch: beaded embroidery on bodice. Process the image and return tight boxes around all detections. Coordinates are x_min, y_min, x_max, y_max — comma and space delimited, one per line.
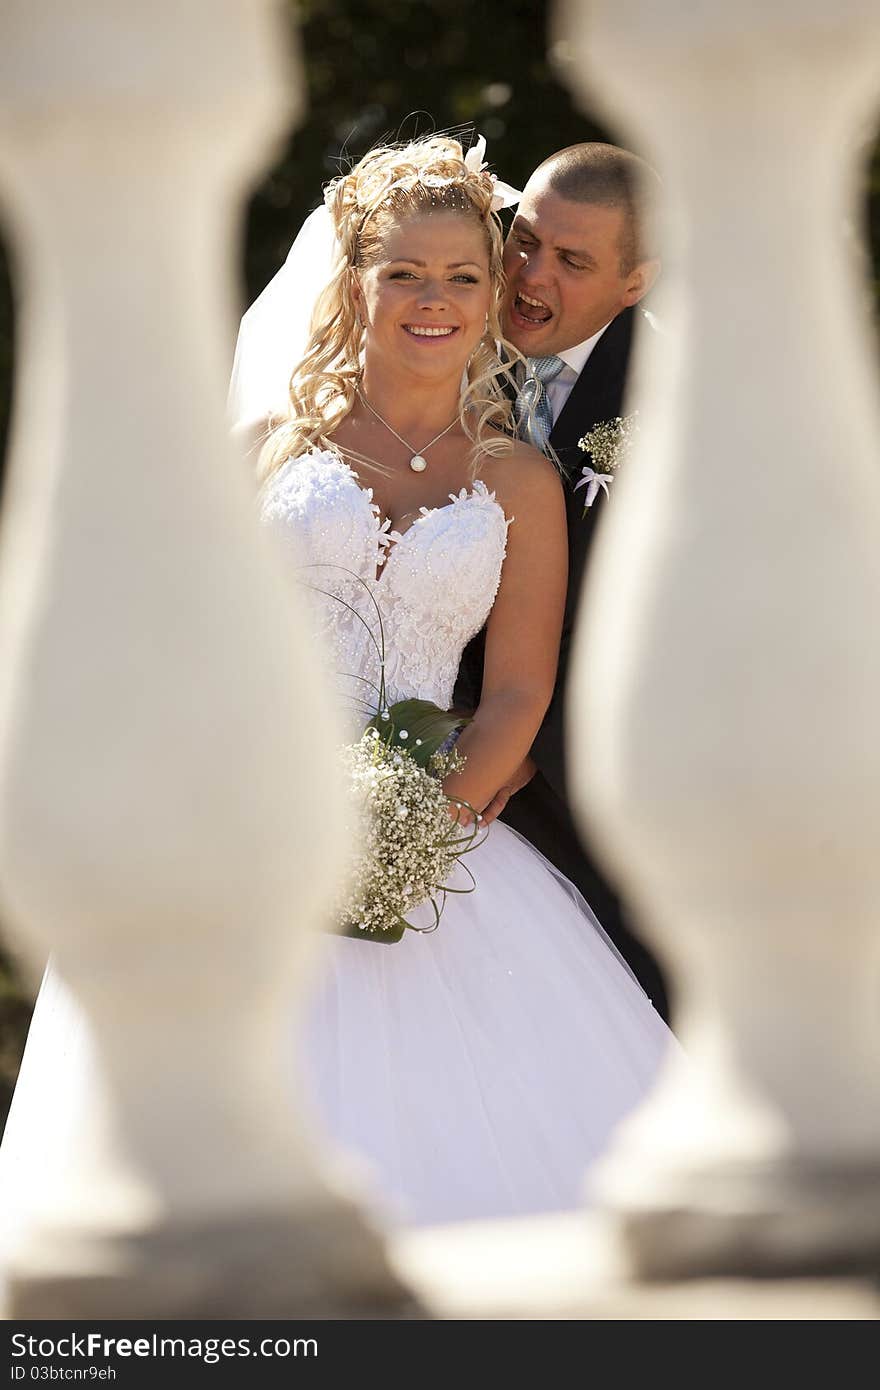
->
261, 450, 511, 719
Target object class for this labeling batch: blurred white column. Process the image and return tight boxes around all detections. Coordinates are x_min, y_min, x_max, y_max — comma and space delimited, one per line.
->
0, 1, 412, 1315
555, 0, 880, 1277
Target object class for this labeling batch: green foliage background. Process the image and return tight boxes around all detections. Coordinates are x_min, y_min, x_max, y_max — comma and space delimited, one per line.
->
0, 0, 878, 1128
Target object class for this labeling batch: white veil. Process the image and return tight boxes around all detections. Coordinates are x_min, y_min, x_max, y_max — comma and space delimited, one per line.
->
226, 136, 521, 435
227, 204, 339, 433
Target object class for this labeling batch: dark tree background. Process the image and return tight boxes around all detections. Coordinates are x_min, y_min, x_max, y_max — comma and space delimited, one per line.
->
243, 0, 605, 306
0, 0, 878, 1126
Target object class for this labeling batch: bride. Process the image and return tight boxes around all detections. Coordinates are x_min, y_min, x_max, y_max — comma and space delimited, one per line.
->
0, 136, 675, 1235
248, 136, 675, 1225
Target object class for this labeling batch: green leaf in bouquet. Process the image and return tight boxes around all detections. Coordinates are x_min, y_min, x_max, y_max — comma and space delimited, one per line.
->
339, 918, 406, 944
365, 698, 471, 768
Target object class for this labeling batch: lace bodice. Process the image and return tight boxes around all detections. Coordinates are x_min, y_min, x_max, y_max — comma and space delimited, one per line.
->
260, 450, 511, 719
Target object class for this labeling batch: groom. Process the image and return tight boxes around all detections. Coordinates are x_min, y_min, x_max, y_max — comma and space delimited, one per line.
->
456, 141, 670, 1020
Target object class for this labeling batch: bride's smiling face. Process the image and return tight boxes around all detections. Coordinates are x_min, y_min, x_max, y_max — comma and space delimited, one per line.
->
353, 211, 492, 378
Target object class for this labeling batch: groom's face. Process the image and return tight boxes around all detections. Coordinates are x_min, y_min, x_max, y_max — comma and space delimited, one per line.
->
502, 180, 645, 356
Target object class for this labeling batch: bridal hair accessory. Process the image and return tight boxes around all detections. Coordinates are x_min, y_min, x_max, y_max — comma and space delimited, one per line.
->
325, 133, 522, 244
356, 385, 459, 472
227, 134, 520, 432
575, 412, 640, 513
463, 134, 523, 214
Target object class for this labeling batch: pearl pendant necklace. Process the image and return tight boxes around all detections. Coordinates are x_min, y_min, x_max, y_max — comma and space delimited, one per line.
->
357, 386, 458, 472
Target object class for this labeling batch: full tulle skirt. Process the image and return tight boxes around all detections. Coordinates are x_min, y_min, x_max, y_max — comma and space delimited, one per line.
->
0, 824, 675, 1237
302, 822, 674, 1225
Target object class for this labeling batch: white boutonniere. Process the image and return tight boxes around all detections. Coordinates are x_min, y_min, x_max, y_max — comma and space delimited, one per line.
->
575, 412, 640, 515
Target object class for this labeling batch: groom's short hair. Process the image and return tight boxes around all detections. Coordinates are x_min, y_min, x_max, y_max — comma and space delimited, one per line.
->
535, 143, 660, 275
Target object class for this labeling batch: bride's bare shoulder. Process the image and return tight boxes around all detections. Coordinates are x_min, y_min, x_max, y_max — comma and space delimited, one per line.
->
478, 433, 564, 509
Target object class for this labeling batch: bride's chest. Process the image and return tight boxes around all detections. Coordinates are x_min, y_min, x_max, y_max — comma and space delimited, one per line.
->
261, 452, 511, 614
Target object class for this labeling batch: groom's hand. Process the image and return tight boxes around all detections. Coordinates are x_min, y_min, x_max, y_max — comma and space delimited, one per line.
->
480, 755, 537, 827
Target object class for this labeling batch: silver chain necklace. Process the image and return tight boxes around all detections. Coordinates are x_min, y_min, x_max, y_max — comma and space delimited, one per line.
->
356, 386, 459, 473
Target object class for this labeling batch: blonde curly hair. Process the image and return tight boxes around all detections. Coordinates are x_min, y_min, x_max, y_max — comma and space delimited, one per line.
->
259, 135, 521, 482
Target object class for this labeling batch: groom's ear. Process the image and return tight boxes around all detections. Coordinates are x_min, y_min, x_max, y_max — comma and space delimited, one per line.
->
622, 257, 661, 307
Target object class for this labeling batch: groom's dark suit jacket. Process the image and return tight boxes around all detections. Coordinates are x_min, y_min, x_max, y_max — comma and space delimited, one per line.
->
455, 305, 670, 1021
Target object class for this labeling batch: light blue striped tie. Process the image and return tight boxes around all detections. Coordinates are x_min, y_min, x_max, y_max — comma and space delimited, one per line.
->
514, 355, 565, 453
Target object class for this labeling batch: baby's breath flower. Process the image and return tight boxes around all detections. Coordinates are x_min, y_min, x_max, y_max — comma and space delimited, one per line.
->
577, 412, 639, 475
334, 732, 473, 941
575, 413, 640, 514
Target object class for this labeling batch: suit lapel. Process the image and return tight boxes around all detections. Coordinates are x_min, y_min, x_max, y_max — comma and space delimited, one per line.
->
548, 307, 642, 637
549, 307, 636, 481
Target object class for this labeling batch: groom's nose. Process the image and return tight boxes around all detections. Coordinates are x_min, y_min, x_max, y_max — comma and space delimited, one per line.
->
515, 248, 550, 288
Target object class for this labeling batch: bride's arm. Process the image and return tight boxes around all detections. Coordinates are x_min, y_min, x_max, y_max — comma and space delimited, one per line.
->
442, 449, 567, 819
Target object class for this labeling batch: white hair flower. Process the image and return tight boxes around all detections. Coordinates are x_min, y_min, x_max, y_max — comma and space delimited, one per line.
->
465, 133, 522, 212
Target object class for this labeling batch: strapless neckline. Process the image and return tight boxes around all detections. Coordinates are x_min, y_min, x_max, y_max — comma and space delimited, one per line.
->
319, 451, 506, 585
260, 448, 512, 714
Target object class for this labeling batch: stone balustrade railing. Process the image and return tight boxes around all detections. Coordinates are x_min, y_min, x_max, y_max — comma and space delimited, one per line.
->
557, 0, 880, 1283
0, 0, 412, 1318
0, 0, 877, 1322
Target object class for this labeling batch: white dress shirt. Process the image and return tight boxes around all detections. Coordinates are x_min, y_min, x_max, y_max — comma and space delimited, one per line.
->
544, 320, 614, 425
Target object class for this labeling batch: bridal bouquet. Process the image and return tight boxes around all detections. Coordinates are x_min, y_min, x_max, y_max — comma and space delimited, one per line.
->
335, 701, 482, 943
316, 570, 483, 944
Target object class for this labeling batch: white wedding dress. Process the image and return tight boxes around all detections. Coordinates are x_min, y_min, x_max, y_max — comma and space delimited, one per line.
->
265, 451, 674, 1224
0, 449, 674, 1237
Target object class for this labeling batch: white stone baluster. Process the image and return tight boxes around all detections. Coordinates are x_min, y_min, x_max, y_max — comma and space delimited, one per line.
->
554, 0, 880, 1277
0, 1, 413, 1316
